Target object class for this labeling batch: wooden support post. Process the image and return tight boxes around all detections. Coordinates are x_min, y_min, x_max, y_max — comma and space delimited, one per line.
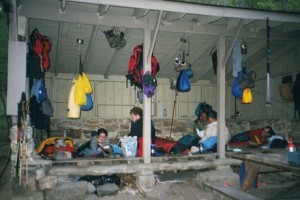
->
242, 161, 261, 192
143, 29, 152, 164
217, 34, 226, 159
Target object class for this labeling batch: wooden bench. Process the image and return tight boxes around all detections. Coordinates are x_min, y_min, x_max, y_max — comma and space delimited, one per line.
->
203, 181, 263, 200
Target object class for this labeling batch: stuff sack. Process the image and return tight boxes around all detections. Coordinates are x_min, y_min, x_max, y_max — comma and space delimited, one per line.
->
176, 68, 193, 92
242, 88, 253, 104
232, 79, 243, 99
74, 74, 87, 106
126, 44, 160, 89
81, 72, 93, 94
29, 28, 52, 71
202, 136, 217, 151
67, 80, 80, 119
81, 93, 93, 111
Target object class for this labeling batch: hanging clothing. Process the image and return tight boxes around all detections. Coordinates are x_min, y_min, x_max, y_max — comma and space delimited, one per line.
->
232, 38, 242, 77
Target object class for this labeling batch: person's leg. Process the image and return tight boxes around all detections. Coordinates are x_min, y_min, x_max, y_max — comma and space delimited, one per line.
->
230, 131, 249, 142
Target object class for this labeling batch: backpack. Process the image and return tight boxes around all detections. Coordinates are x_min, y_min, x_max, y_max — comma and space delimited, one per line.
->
29, 29, 52, 71
126, 44, 160, 89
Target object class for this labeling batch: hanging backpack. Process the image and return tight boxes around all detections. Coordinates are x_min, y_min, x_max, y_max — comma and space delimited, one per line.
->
29, 29, 52, 71
126, 44, 160, 89
176, 68, 193, 92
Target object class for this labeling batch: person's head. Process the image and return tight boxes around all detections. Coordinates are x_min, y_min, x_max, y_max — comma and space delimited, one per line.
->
130, 107, 143, 122
261, 126, 275, 138
97, 128, 108, 143
208, 110, 217, 123
198, 112, 208, 124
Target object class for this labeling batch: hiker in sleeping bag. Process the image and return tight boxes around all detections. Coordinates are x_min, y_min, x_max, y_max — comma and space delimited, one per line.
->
197, 111, 230, 151
75, 128, 111, 157
229, 126, 275, 147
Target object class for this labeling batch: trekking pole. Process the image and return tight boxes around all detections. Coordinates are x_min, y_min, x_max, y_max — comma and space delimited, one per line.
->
169, 90, 178, 139
19, 136, 22, 186
15, 128, 21, 180
23, 101, 29, 187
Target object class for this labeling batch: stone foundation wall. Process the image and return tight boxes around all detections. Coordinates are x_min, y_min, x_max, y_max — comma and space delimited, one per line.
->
50, 116, 299, 146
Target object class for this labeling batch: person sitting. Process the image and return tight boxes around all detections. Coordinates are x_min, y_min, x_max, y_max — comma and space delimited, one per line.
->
75, 128, 111, 157
193, 111, 208, 136
229, 126, 275, 147
127, 107, 156, 157
197, 110, 230, 151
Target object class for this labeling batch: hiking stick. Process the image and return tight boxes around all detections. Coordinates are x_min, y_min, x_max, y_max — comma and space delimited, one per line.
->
22, 101, 29, 187
19, 139, 22, 186
15, 128, 21, 179
169, 91, 178, 139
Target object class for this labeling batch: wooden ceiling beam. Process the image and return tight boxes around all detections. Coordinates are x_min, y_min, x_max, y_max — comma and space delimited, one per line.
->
19, 4, 300, 41
133, 8, 149, 20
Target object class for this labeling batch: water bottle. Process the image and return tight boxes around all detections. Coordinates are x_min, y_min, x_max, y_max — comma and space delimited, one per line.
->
288, 138, 296, 152
163, 108, 167, 117
199, 142, 204, 154
151, 144, 156, 156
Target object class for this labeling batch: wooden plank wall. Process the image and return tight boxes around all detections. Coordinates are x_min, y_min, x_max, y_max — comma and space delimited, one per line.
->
44, 73, 220, 119
44, 45, 299, 120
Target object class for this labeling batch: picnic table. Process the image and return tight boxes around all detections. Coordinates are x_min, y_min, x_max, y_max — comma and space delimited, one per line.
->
227, 149, 300, 192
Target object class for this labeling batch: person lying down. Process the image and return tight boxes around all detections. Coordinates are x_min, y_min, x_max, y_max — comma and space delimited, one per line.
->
228, 126, 287, 149
74, 128, 111, 158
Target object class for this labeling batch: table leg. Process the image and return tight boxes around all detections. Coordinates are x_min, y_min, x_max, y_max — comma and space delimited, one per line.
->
242, 161, 261, 192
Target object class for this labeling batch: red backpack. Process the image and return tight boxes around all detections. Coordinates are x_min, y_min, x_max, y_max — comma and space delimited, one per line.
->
29, 29, 52, 71
126, 44, 159, 89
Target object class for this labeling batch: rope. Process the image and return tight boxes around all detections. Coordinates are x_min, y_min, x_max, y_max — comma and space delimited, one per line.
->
266, 18, 271, 108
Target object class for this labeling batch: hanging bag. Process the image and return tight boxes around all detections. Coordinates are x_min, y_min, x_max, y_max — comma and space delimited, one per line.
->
242, 88, 253, 104
81, 72, 93, 94
81, 93, 93, 111
176, 69, 192, 92
67, 80, 80, 118
74, 74, 87, 106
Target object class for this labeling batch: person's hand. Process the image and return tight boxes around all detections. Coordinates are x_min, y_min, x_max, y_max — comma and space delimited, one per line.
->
248, 140, 259, 147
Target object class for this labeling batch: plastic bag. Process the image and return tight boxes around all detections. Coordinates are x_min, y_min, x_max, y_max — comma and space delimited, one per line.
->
120, 136, 137, 158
